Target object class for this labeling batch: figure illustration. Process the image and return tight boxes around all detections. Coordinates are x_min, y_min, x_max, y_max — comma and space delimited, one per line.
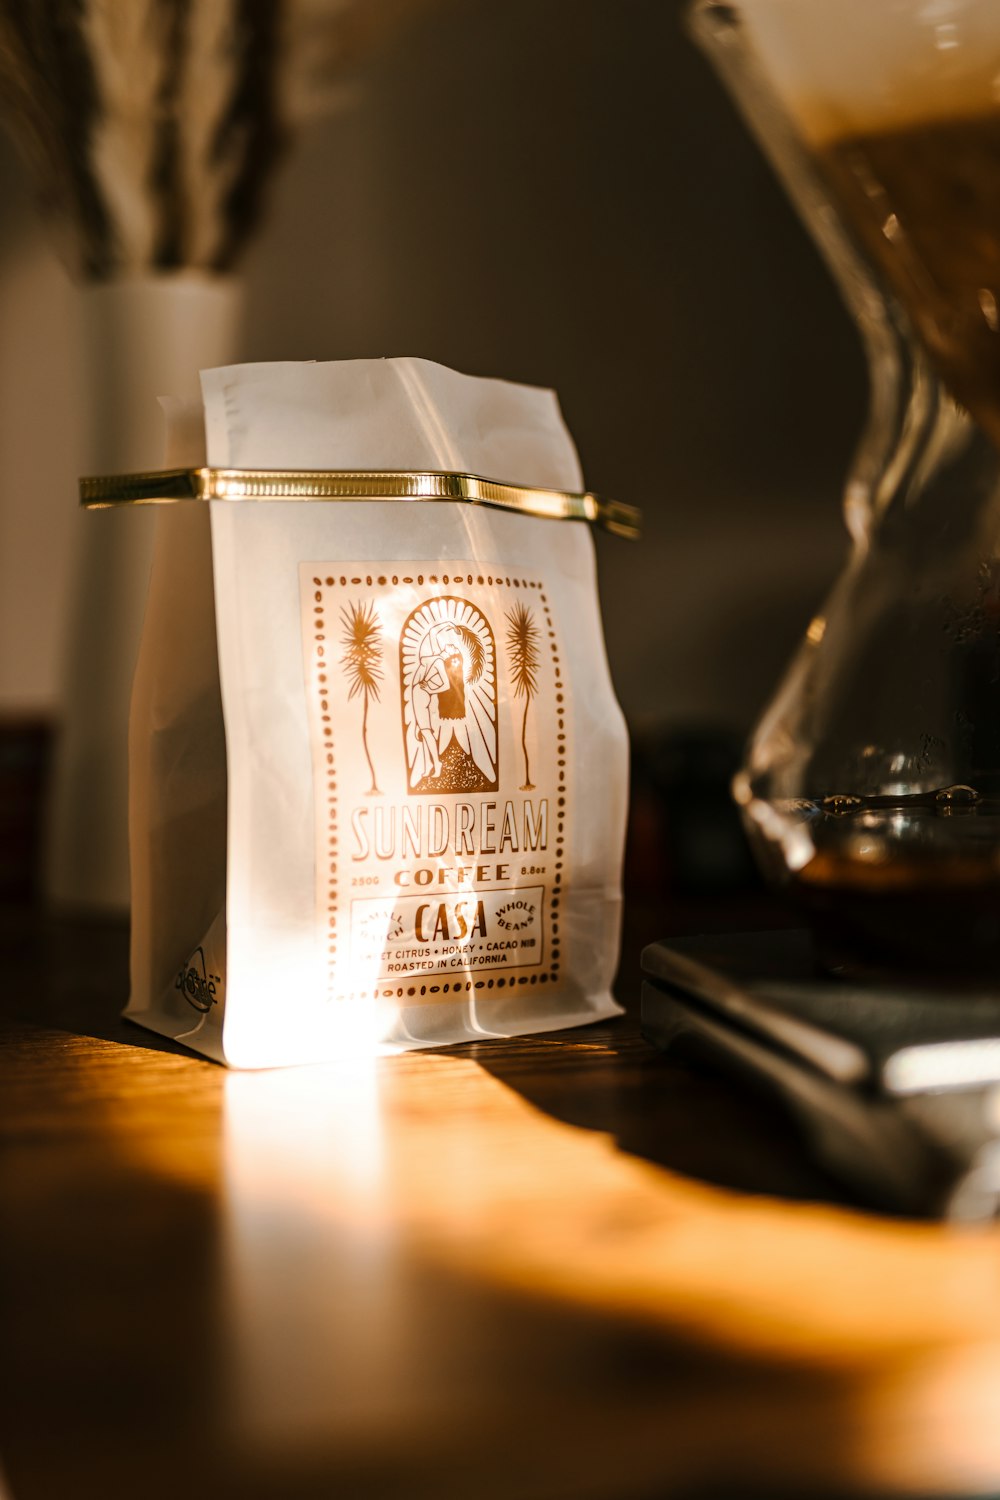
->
401, 600, 498, 793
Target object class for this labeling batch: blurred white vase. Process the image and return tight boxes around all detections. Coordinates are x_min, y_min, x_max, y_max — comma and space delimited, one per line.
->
46, 272, 242, 912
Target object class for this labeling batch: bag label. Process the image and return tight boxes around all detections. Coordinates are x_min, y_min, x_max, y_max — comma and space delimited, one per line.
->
300, 563, 565, 1004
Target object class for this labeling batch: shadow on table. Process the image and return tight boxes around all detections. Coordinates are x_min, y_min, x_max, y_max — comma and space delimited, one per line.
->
0, 906, 202, 1059
449, 887, 856, 1210
0, 903, 852, 1202
451, 1016, 856, 1210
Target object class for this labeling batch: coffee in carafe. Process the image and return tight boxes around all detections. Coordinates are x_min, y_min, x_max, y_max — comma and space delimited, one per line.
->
817, 116, 1000, 454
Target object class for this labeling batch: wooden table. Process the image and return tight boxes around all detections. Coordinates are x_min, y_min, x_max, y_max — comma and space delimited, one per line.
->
3, 907, 1000, 1500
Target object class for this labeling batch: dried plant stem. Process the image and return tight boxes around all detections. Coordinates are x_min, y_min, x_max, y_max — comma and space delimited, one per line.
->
0, 0, 435, 279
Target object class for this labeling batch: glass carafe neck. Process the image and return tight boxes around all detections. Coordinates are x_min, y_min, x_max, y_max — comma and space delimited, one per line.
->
690, 0, 1000, 551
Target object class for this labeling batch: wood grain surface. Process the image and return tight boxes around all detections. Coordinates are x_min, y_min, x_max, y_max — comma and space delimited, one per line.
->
2, 908, 1000, 1500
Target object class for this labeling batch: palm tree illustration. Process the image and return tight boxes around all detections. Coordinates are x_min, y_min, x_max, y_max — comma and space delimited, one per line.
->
340, 601, 383, 794
506, 603, 540, 791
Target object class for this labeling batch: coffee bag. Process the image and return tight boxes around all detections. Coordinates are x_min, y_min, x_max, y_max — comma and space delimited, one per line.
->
83, 358, 636, 1066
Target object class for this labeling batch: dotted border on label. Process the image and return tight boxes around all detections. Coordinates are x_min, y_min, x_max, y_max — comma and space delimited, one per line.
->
309, 571, 563, 1002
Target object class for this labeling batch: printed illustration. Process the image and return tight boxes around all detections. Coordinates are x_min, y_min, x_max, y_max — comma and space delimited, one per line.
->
505, 601, 541, 791
340, 600, 383, 795
303, 564, 563, 1002
400, 597, 498, 793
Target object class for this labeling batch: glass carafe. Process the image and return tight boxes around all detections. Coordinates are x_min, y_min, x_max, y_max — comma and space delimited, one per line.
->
691, 0, 1000, 977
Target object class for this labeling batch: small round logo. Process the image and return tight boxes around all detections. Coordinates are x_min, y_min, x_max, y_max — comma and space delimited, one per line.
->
175, 947, 221, 1013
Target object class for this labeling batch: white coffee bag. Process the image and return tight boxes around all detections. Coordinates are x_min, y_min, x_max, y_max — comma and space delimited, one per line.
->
107, 358, 632, 1066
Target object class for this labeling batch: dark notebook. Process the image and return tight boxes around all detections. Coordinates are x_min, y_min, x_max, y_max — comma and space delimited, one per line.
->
641, 931, 1000, 1218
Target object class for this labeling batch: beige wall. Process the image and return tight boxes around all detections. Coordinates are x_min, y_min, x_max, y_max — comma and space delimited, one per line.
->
0, 0, 862, 730
0, 162, 85, 714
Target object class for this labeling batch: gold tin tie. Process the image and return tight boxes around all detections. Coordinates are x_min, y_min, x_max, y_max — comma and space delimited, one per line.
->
79, 467, 641, 540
